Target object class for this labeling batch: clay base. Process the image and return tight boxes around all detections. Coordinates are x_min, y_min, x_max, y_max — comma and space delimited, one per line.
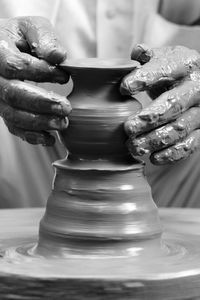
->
0, 208, 200, 299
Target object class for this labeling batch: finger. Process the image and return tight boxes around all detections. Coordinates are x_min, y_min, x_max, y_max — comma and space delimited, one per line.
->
0, 77, 71, 116
5, 122, 55, 146
121, 46, 200, 95
127, 107, 200, 156
0, 101, 68, 131
18, 16, 66, 65
124, 80, 200, 137
0, 34, 68, 83
0, 18, 30, 53
150, 130, 200, 165
131, 44, 153, 64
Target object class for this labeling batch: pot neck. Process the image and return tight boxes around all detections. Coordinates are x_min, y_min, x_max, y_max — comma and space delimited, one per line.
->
61, 59, 139, 105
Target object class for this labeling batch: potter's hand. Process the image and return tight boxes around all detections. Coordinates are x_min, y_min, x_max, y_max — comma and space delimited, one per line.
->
121, 44, 200, 164
0, 17, 71, 146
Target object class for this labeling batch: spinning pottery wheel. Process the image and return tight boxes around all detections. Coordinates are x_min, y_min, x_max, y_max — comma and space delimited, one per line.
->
1, 59, 200, 300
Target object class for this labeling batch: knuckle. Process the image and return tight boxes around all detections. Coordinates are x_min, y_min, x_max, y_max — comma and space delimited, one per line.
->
183, 48, 200, 71
166, 94, 183, 116
4, 55, 30, 79
172, 120, 189, 138
165, 46, 200, 74
139, 105, 163, 126
4, 60, 19, 78
152, 146, 182, 164
150, 148, 172, 164
188, 48, 200, 61
135, 68, 154, 84
128, 136, 149, 156
151, 126, 200, 165
172, 136, 196, 158
173, 45, 198, 58
152, 125, 175, 147
144, 124, 179, 151
190, 130, 200, 151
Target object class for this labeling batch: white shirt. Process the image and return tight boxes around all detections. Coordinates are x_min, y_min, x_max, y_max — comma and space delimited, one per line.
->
0, 0, 200, 208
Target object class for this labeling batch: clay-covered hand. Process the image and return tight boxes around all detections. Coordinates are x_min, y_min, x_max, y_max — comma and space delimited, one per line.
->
121, 44, 200, 164
0, 16, 71, 146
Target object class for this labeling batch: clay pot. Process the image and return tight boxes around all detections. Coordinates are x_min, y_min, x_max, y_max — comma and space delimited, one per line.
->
36, 58, 162, 257
2, 59, 200, 299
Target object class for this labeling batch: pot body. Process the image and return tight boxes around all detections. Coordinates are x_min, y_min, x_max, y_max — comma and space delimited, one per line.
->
37, 59, 162, 257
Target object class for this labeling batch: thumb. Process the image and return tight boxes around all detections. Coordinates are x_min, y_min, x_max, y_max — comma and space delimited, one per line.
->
131, 44, 153, 65
18, 16, 66, 65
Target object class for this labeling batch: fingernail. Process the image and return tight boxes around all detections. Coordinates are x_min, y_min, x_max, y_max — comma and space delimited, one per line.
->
131, 44, 152, 63
124, 120, 137, 136
120, 78, 145, 95
62, 99, 72, 115
135, 137, 150, 155
131, 45, 144, 60
54, 101, 72, 116
47, 48, 67, 65
124, 116, 142, 136
127, 138, 149, 156
120, 74, 145, 96
52, 69, 69, 84
55, 73, 69, 84
49, 117, 68, 130
25, 132, 39, 145
151, 150, 171, 165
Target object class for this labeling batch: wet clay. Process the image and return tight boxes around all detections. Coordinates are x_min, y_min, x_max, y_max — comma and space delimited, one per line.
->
1, 59, 200, 300
36, 58, 162, 255
123, 45, 200, 165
